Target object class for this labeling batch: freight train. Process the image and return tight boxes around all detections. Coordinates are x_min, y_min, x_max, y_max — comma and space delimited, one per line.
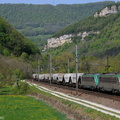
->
32, 73, 120, 94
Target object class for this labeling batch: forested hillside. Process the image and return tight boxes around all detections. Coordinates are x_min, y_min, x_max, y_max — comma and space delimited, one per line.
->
0, 16, 39, 57
0, 1, 114, 48
0, 16, 40, 87
48, 3, 120, 58
40, 3, 120, 74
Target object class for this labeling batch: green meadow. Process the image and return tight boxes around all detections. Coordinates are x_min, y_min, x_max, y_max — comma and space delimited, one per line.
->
0, 95, 69, 120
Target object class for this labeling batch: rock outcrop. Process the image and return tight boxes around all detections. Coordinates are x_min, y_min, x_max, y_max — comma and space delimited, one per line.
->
43, 31, 100, 51
43, 34, 72, 51
94, 5, 120, 17
77, 31, 100, 41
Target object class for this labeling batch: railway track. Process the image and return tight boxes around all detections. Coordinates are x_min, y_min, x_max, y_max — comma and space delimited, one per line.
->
26, 80, 120, 119
28, 79, 120, 102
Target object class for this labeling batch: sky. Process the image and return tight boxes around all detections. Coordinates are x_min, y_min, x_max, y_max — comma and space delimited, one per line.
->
0, 0, 119, 5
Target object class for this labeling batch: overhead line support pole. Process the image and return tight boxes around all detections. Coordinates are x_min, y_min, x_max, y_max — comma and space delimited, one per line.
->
50, 55, 52, 88
38, 58, 40, 81
75, 45, 78, 95
68, 59, 70, 73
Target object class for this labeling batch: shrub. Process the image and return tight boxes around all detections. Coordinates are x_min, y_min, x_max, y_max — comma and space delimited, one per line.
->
0, 73, 4, 87
3, 48, 10, 56
12, 82, 31, 95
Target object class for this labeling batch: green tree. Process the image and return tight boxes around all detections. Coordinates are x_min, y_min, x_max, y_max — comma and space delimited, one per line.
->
0, 73, 4, 87
20, 52, 28, 60
12, 69, 23, 88
53, 52, 74, 73
80, 60, 91, 73
3, 48, 10, 56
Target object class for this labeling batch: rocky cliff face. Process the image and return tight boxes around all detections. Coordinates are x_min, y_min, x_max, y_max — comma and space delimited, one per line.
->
94, 5, 120, 17
43, 34, 72, 51
43, 31, 100, 51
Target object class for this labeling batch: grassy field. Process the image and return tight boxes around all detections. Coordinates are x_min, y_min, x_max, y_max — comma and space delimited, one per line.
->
0, 83, 119, 120
0, 95, 69, 120
0, 87, 13, 95
29, 84, 120, 120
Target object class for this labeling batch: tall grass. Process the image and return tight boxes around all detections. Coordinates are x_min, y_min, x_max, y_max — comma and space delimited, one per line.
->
0, 95, 69, 120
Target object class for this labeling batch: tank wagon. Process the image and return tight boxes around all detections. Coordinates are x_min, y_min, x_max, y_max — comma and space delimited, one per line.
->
39, 74, 45, 81
32, 74, 39, 80
58, 73, 65, 84
64, 73, 74, 86
71, 73, 84, 87
44, 74, 51, 82
98, 74, 120, 93
52, 73, 65, 84
52, 73, 58, 83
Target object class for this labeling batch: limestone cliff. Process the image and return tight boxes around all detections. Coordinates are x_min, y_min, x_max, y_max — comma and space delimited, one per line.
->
43, 5, 120, 50
43, 34, 72, 51
43, 31, 99, 51
94, 5, 120, 17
